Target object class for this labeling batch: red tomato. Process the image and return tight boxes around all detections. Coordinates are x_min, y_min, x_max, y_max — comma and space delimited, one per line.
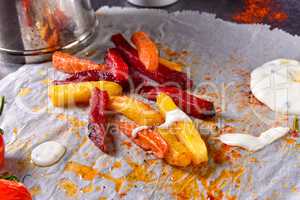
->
0, 179, 32, 200
0, 133, 4, 169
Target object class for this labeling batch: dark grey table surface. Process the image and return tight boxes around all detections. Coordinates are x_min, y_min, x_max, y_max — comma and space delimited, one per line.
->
91, 0, 300, 35
1, 0, 299, 78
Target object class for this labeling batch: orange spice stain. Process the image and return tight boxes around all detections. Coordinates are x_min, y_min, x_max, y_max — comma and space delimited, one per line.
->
158, 44, 190, 60
83, 152, 90, 159
80, 183, 94, 193
233, 0, 288, 24
121, 140, 132, 149
40, 79, 51, 85
29, 185, 41, 196
248, 157, 258, 163
112, 161, 122, 169
12, 128, 18, 136
220, 125, 236, 134
231, 68, 250, 79
248, 92, 264, 106
58, 178, 78, 197
31, 106, 43, 113
98, 172, 124, 193
64, 161, 98, 181
169, 167, 201, 200
200, 167, 244, 199
291, 186, 298, 193
226, 194, 237, 200
160, 46, 178, 57
210, 144, 233, 164
95, 186, 102, 191
125, 157, 155, 183
64, 161, 124, 193
79, 137, 88, 149
231, 150, 241, 160
206, 92, 219, 100
99, 197, 107, 200
203, 74, 212, 81
56, 114, 87, 128
18, 87, 32, 97
71, 130, 81, 140
285, 138, 296, 145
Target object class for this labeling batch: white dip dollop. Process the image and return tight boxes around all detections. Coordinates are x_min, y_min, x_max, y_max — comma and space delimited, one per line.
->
158, 108, 191, 129
131, 108, 192, 137
251, 59, 300, 114
31, 141, 66, 167
131, 126, 150, 138
218, 127, 290, 151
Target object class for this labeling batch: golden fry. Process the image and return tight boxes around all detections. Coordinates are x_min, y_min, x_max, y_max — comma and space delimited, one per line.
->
49, 81, 122, 107
156, 93, 208, 165
157, 128, 192, 167
110, 96, 163, 126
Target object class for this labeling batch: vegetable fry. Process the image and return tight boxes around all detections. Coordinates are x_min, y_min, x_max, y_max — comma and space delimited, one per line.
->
52, 51, 106, 74
173, 121, 208, 164
53, 48, 129, 88
53, 70, 117, 85
156, 93, 208, 165
131, 32, 159, 71
105, 48, 129, 82
111, 33, 193, 90
48, 81, 122, 107
117, 122, 168, 158
142, 86, 215, 119
157, 128, 192, 167
88, 88, 110, 153
159, 58, 183, 72
110, 96, 163, 126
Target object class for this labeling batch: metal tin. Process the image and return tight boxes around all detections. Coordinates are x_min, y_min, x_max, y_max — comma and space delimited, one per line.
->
0, 0, 97, 64
127, 0, 179, 7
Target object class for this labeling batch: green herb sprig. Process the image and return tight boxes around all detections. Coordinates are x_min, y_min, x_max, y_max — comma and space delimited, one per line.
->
293, 116, 299, 132
0, 175, 19, 182
0, 96, 5, 116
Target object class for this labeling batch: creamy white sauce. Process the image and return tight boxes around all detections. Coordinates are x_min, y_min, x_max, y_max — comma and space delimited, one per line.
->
158, 108, 191, 129
31, 141, 66, 167
251, 59, 300, 114
131, 126, 150, 138
218, 127, 290, 151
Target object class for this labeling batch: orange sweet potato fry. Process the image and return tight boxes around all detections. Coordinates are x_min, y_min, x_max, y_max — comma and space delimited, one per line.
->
117, 121, 168, 158
131, 32, 159, 71
52, 51, 106, 74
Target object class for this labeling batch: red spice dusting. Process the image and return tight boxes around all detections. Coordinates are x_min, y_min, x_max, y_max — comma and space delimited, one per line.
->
233, 0, 288, 24
220, 125, 236, 134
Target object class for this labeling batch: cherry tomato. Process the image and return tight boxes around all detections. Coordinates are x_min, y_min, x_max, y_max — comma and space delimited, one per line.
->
0, 179, 32, 200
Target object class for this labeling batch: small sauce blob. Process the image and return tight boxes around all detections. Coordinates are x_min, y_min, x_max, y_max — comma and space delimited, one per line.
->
31, 141, 66, 167
219, 127, 290, 151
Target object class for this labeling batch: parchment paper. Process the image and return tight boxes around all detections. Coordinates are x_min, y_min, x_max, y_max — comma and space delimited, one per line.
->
0, 7, 299, 200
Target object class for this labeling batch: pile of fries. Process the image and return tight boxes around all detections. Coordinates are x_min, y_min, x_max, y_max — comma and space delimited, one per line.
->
49, 32, 215, 167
